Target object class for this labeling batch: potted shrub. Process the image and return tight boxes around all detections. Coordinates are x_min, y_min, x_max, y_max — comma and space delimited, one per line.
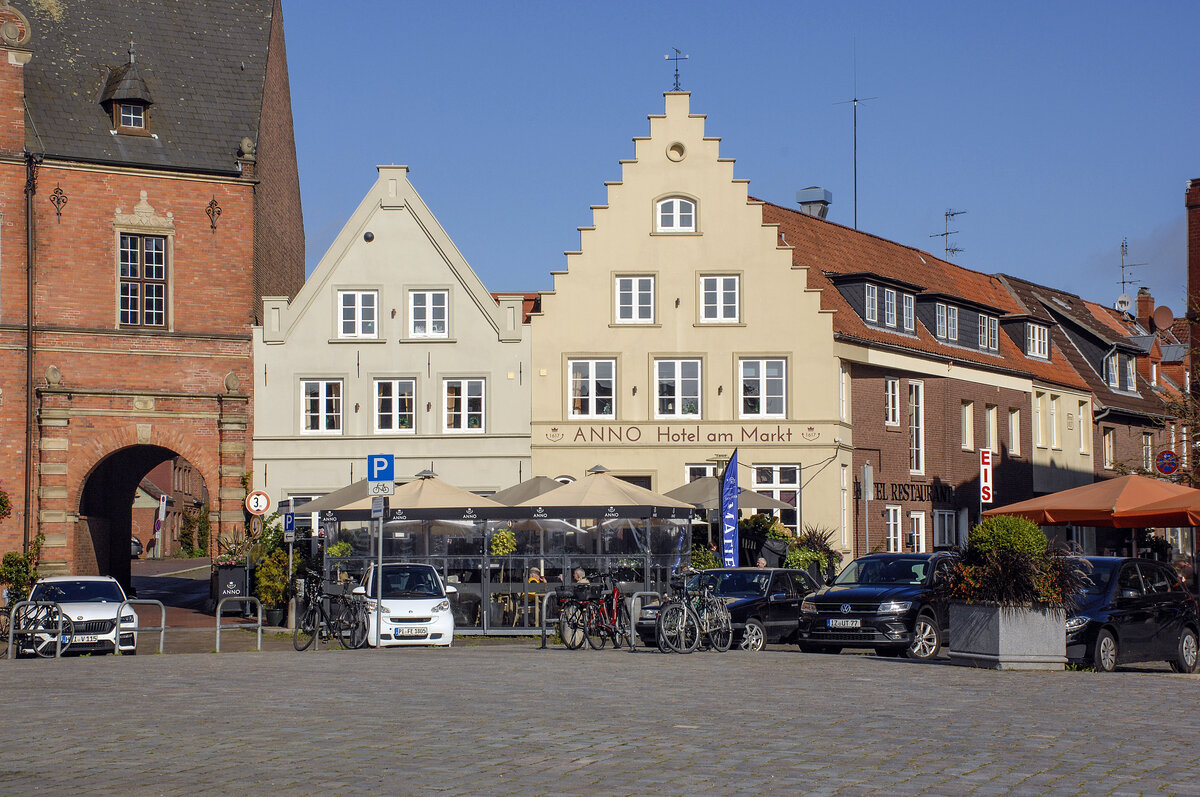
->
940, 515, 1090, 671
253, 548, 290, 627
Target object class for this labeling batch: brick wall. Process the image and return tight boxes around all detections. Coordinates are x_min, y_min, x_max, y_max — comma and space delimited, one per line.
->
848, 364, 1033, 556
251, 0, 305, 322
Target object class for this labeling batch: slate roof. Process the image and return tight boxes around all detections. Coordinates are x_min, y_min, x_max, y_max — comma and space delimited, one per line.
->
758, 199, 1090, 392
18, 0, 274, 175
1161, 344, 1188, 364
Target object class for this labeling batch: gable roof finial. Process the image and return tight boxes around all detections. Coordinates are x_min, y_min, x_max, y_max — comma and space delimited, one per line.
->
128, 35, 135, 64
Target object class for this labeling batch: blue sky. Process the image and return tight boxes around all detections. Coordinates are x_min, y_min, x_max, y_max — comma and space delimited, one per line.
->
284, 1, 1198, 315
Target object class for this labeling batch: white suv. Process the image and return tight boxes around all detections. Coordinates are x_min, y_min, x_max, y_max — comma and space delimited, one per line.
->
26, 576, 138, 655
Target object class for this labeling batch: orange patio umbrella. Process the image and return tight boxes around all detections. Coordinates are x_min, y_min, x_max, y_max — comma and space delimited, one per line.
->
1111, 490, 1200, 528
982, 474, 1196, 528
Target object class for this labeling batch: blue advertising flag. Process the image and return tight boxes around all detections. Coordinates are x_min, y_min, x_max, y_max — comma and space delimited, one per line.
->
720, 450, 739, 567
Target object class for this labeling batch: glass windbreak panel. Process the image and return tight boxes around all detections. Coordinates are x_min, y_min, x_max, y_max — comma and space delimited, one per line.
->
444, 557, 484, 628
832, 556, 929, 586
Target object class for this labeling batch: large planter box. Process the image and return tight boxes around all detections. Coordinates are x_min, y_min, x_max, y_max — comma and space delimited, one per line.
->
948, 602, 1066, 671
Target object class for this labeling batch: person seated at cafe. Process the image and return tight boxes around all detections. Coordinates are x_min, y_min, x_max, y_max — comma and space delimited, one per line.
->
528, 567, 546, 584
756, 557, 767, 568
573, 567, 590, 584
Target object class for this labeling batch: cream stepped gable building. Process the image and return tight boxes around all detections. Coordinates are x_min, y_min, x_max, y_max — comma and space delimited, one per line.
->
253, 166, 532, 512
530, 92, 849, 536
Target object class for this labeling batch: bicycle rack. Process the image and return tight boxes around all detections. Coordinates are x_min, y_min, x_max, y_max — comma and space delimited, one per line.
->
537, 591, 562, 650
6, 600, 71, 659
114, 599, 166, 655
215, 597, 262, 653
625, 592, 662, 651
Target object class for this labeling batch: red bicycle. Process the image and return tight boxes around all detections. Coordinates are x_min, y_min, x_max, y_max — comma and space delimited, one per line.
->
557, 571, 632, 650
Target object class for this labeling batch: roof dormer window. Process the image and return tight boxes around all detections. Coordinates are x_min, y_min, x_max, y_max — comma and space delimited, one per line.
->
1026, 323, 1049, 359
102, 42, 154, 136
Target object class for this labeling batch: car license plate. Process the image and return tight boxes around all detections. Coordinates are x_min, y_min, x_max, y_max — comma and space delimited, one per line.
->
828, 619, 860, 629
395, 627, 426, 637
74, 635, 99, 643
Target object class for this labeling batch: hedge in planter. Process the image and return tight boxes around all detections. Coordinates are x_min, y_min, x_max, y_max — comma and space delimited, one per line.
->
940, 515, 1090, 671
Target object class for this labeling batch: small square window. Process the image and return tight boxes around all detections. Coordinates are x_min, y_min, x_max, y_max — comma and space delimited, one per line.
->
615, 276, 654, 323
700, 275, 739, 323
339, 290, 378, 339
410, 291, 448, 338
117, 102, 145, 131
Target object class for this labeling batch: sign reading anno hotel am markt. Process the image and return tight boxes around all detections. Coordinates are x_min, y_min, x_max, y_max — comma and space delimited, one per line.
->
537, 422, 832, 446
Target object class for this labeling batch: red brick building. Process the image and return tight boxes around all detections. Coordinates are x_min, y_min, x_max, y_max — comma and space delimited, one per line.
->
0, 1, 302, 586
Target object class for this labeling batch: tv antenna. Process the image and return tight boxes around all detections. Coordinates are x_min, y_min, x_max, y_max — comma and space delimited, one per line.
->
1118, 237, 1147, 294
929, 209, 967, 259
665, 48, 689, 91
834, 42, 876, 230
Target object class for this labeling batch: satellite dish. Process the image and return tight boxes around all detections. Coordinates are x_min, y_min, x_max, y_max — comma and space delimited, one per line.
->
1152, 305, 1174, 331
1115, 293, 1132, 312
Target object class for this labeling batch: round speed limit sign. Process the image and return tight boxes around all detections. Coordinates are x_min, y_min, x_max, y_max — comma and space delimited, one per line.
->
245, 490, 272, 516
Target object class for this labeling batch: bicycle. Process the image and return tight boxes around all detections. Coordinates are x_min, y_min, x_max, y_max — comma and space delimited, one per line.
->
556, 572, 632, 650
293, 569, 364, 651
656, 569, 732, 654
4, 602, 75, 658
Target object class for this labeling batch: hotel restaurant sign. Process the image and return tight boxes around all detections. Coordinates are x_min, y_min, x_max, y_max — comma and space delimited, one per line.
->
534, 421, 835, 446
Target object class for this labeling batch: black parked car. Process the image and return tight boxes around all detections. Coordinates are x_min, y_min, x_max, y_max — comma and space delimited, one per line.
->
636, 568, 819, 651
1066, 557, 1199, 673
797, 552, 956, 660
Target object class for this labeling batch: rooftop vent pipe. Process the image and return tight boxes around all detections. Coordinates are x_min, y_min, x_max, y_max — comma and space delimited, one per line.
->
796, 187, 832, 219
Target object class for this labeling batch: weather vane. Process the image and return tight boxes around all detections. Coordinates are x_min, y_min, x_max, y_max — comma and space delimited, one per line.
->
665, 48, 689, 91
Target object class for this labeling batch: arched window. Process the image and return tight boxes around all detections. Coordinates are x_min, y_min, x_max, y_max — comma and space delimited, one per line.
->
656, 197, 696, 232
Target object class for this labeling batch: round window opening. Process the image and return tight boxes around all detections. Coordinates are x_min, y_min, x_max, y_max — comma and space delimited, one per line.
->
666, 142, 686, 162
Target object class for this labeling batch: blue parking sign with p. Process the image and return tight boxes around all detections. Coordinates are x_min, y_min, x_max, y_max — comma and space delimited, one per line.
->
369, 454, 395, 483
283, 513, 295, 532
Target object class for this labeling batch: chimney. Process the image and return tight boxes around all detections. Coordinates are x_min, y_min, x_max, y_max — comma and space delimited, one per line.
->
1136, 287, 1153, 325
796, 187, 832, 219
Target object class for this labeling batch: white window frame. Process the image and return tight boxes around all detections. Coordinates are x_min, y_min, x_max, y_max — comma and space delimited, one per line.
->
1009, 408, 1021, 457
947, 306, 958, 341
1106, 353, 1119, 388
655, 359, 702, 419
374, 378, 416, 433
885, 506, 902, 553
754, 465, 799, 534
1103, 428, 1115, 469
864, 284, 878, 323
909, 511, 926, 553
444, 378, 485, 433
569, 359, 616, 419
839, 363, 849, 422
700, 275, 739, 323
1050, 394, 1060, 449
902, 294, 914, 331
1143, 433, 1154, 470
686, 464, 717, 483
936, 303, 947, 338
338, 290, 378, 339
118, 102, 145, 130
615, 275, 655, 324
908, 380, 924, 474
933, 510, 957, 548
287, 494, 324, 531
301, 379, 342, 435
1126, 359, 1136, 391
961, 401, 974, 451
884, 377, 900, 426
1026, 323, 1049, 359
884, 288, 897, 327
1034, 391, 1046, 448
656, 197, 696, 232
986, 405, 998, 454
740, 358, 786, 419
1079, 401, 1091, 455
978, 315, 998, 350
409, 290, 448, 338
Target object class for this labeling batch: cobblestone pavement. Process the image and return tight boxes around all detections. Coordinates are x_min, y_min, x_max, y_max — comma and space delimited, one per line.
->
1, 644, 1197, 796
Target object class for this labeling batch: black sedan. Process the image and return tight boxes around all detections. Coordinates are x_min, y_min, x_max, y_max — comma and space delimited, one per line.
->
1066, 557, 1199, 673
636, 568, 819, 651
797, 552, 956, 660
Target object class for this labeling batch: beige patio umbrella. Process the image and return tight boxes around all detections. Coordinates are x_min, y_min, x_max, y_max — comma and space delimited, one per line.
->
515, 466, 693, 513
664, 476, 794, 512
294, 470, 505, 515
490, 476, 564, 506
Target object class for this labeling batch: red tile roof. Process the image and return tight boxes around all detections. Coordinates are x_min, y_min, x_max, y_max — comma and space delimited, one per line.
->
758, 199, 1090, 391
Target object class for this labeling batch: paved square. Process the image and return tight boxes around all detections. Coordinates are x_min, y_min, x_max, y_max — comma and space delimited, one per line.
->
1, 644, 1196, 795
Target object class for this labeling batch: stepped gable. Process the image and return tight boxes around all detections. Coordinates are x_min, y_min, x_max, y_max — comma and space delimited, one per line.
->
759, 198, 1089, 391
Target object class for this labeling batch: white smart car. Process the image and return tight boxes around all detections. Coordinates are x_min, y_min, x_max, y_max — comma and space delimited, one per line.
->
359, 563, 455, 648
25, 576, 138, 656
